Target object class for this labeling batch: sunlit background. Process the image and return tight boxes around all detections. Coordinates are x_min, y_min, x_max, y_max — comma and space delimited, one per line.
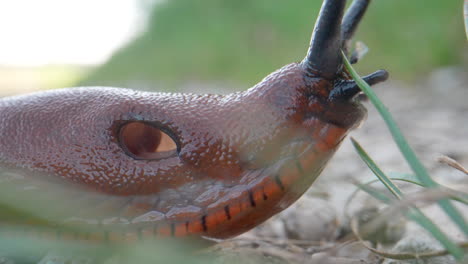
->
0, 0, 144, 66
0, 0, 152, 96
0, 0, 466, 97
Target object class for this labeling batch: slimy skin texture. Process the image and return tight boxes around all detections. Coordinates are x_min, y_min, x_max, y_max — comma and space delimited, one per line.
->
0, 0, 388, 240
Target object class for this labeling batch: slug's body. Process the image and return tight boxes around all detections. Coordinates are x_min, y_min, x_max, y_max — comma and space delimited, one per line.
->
0, 0, 387, 240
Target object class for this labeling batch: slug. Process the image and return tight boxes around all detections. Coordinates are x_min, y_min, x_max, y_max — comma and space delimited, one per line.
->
0, 0, 388, 241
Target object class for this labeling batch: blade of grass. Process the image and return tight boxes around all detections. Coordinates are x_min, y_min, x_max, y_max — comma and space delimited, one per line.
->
351, 138, 403, 199
351, 138, 465, 259
357, 176, 468, 205
464, 0, 468, 40
354, 182, 393, 203
342, 51, 468, 237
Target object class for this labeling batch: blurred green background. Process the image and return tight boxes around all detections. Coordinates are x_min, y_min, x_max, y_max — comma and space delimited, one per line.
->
80, 0, 466, 90
1, 0, 466, 95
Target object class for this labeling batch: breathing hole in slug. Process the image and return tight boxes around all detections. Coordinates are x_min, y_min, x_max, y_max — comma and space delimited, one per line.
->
119, 122, 178, 160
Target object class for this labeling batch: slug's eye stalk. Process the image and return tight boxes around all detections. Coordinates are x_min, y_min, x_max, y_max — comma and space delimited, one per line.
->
303, 0, 347, 79
341, 0, 371, 57
303, 0, 388, 100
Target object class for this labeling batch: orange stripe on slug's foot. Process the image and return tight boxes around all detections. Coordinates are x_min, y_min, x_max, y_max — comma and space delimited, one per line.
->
226, 202, 242, 221
298, 149, 321, 172
205, 210, 227, 232
278, 161, 302, 187
173, 222, 188, 237
250, 187, 266, 206
314, 140, 334, 152
187, 218, 204, 234
263, 177, 284, 201
158, 224, 172, 237
323, 126, 346, 147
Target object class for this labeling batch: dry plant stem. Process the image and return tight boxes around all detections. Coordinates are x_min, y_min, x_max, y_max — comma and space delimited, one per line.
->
345, 177, 468, 212
438, 156, 468, 175
351, 217, 468, 261
344, 186, 467, 240
344, 179, 463, 221
362, 190, 464, 236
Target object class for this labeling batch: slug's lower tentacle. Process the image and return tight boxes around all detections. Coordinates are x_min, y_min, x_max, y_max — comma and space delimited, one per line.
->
362, 69, 389, 86
330, 69, 389, 100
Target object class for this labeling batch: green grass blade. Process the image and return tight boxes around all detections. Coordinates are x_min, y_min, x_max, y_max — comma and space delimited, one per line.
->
465, 0, 468, 40
359, 173, 468, 205
351, 138, 465, 259
342, 51, 468, 237
352, 139, 468, 205
355, 182, 393, 203
351, 138, 403, 199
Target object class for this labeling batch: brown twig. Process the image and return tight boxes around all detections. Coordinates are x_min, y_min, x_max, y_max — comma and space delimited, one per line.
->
438, 156, 468, 175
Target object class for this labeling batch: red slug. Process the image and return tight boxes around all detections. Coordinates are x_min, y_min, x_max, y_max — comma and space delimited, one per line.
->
0, 0, 388, 241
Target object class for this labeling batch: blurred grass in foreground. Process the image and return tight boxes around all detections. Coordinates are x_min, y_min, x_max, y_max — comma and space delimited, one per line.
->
80, 0, 465, 90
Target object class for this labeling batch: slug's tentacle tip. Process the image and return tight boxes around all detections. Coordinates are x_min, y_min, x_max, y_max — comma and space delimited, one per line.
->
330, 69, 389, 100
363, 69, 389, 86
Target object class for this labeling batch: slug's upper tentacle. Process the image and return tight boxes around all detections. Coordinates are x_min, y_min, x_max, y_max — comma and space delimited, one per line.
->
341, 0, 371, 55
304, 0, 386, 102
303, 0, 346, 79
